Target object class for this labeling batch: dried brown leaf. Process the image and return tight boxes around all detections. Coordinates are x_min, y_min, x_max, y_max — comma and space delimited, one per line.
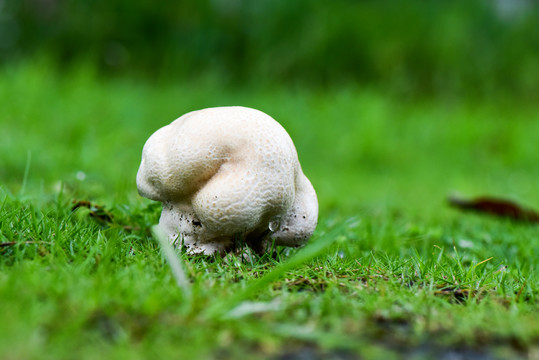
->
71, 199, 114, 223
448, 195, 539, 223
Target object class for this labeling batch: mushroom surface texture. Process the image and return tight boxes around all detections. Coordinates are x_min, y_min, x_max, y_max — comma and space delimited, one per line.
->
136, 106, 318, 255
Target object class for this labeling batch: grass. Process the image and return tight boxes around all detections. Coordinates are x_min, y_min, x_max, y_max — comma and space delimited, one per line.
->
1, 60, 539, 359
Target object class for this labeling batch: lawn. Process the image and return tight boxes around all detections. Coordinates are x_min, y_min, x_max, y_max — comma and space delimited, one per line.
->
1, 61, 538, 359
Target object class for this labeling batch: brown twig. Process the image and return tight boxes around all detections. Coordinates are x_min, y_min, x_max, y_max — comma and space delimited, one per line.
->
0, 241, 52, 248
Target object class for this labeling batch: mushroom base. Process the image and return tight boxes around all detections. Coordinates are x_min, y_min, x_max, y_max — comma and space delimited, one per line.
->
158, 201, 275, 256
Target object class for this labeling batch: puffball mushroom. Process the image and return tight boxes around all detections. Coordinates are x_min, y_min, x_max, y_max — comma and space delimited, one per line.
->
136, 106, 318, 255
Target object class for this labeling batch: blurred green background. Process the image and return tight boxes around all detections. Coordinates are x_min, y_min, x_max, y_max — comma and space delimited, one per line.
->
1, 0, 538, 213
2, 0, 539, 97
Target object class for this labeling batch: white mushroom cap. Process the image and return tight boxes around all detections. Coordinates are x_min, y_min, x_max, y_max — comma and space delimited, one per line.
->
136, 106, 318, 255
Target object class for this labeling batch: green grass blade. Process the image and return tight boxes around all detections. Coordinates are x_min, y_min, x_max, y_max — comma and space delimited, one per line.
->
151, 225, 192, 300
